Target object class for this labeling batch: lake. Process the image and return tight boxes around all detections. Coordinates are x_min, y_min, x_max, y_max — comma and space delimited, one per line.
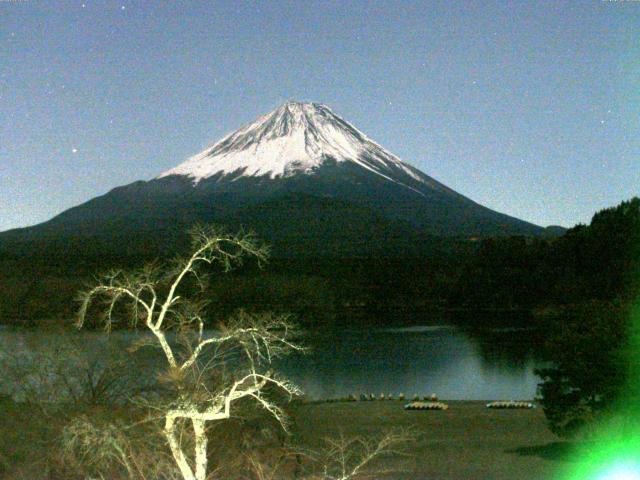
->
0, 323, 546, 401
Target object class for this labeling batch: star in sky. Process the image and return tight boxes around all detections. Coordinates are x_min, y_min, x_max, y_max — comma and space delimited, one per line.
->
1, 0, 636, 232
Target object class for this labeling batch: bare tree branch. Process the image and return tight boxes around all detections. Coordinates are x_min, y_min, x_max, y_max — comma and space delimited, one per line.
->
75, 225, 300, 480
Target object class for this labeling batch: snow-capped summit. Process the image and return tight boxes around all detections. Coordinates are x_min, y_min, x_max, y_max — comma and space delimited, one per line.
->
158, 101, 442, 195
0, 100, 545, 260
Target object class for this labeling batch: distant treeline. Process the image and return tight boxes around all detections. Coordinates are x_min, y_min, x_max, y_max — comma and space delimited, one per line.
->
1, 197, 637, 327
447, 198, 640, 314
448, 197, 640, 313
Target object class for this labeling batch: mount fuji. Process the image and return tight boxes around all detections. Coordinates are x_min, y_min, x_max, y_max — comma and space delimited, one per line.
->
1, 101, 544, 259
158, 101, 453, 195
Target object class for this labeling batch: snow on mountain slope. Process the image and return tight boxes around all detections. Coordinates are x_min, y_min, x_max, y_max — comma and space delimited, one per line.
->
158, 101, 451, 197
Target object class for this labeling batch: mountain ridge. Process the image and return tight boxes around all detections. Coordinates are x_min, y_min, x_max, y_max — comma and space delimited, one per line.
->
0, 101, 547, 260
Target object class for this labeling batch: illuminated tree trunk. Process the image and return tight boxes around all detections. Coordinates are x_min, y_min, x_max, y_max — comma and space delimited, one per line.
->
77, 226, 302, 480
165, 415, 196, 480
192, 418, 208, 480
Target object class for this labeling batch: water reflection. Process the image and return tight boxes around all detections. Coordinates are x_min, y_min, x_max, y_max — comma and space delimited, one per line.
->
0, 325, 545, 401
276, 326, 545, 400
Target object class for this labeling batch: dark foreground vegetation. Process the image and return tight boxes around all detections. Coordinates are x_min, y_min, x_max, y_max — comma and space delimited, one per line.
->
0, 197, 638, 478
1, 396, 568, 480
1, 197, 637, 330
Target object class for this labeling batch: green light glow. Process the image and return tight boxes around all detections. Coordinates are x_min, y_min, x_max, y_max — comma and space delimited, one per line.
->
595, 463, 640, 480
560, 300, 640, 480
561, 434, 640, 480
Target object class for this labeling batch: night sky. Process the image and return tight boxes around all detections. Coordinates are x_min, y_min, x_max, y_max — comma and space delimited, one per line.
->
2, 0, 638, 232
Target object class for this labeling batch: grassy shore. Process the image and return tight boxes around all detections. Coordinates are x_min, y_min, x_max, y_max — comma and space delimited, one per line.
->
290, 400, 572, 480
2, 397, 575, 479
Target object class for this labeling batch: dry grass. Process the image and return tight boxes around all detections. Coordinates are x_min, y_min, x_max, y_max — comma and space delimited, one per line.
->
289, 400, 571, 480
1, 397, 574, 479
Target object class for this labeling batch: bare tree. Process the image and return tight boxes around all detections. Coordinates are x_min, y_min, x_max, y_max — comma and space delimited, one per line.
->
244, 429, 413, 480
59, 414, 182, 480
77, 226, 303, 480
0, 326, 136, 410
309, 430, 412, 480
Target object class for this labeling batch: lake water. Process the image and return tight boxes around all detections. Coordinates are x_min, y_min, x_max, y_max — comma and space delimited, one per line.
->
277, 325, 545, 400
0, 324, 546, 401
